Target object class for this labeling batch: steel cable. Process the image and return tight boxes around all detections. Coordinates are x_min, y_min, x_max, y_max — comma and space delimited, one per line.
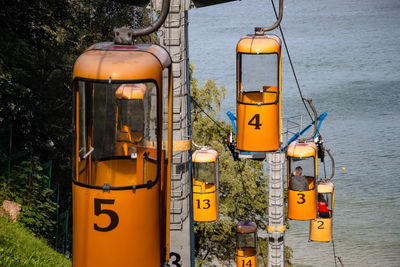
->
270, 0, 313, 121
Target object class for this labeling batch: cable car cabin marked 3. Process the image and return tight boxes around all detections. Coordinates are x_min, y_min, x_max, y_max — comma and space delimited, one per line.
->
236, 34, 282, 153
72, 42, 172, 267
287, 141, 318, 220
236, 221, 257, 267
310, 182, 334, 242
192, 148, 219, 222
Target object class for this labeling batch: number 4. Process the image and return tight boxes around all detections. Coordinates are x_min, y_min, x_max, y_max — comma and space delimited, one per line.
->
248, 114, 262, 129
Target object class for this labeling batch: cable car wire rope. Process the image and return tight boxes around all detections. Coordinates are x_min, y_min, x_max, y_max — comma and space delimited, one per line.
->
270, 0, 313, 121
332, 237, 338, 267
191, 97, 230, 134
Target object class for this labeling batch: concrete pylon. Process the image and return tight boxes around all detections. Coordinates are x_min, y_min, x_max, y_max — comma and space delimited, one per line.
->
151, 0, 193, 266
266, 152, 286, 267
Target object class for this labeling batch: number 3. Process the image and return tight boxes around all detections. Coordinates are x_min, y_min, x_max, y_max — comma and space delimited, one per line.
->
297, 193, 306, 204
94, 198, 119, 232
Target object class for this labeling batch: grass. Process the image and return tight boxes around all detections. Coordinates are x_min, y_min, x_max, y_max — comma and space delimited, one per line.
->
0, 214, 71, 267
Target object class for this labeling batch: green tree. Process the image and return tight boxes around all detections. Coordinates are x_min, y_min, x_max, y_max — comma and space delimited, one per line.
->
191, 63, 292, 266
0, 157, 57, 240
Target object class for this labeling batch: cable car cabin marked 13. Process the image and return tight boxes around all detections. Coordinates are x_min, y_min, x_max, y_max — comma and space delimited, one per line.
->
72, 42, 172, 267
287, 141, 318, 220
236, 221, 257, 267
310, 182, 334, 242
236, 34, 282, 152
192, 148, 219, 222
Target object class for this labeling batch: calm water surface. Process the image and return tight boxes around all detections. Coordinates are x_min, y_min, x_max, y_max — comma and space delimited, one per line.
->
189, 0, 400, 266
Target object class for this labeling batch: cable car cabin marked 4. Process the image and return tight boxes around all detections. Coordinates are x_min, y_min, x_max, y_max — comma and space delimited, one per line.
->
72, 42, 172, 267
287, 141, 318, 220
310, 182, 334, 242
236, 34, 282, 153
192, 148, 219, 222
236, 221, 257, 267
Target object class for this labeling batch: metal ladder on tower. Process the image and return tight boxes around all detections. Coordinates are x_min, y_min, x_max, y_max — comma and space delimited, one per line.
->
152, 0, 193, 266
266, 152, 286, 267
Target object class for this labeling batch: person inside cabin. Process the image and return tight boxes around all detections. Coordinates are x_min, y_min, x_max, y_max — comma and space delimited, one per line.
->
318, 194, 330, 218
289, 166, 309, 191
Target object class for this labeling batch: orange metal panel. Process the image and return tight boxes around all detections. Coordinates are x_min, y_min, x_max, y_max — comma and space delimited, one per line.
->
237, 102, 280, 151
72, 183, 161, 267
287, 142, 317, 158
193, 181, 218, 222
236, 254, 256, 267
309, 218, 332, 242
236, 35, 281, 54
73, 49, 162, 86
192, 149, 218, 163
288, 187, 317, 220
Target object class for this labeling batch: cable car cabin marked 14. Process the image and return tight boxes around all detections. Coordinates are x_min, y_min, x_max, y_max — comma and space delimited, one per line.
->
287, 141, 318, 220
72, 42, 173, 267
236, 221, 257, 267
310, 182, 334, 242
236, 34, 282, 153
192, 148, 219, 222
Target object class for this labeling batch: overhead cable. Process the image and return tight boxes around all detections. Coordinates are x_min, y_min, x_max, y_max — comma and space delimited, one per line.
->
270, 0, 313, 121
190, 97, 230, 134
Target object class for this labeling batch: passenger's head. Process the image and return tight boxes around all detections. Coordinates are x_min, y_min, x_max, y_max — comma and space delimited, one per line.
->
294, 166, 303, 176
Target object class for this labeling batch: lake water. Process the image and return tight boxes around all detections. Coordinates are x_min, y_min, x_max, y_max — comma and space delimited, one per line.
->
189, 0, 400, 266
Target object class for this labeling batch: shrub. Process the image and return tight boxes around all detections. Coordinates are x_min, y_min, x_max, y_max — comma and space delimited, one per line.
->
0, 157, 57, 241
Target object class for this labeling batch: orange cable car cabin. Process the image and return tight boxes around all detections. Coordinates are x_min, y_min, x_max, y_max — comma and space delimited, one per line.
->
236, 34, 282, 153
310, 181, 334, 242
72, 42, 172, 267
236, 220, 257, 267
192, 148, 219, 222
287, 141, 318, 220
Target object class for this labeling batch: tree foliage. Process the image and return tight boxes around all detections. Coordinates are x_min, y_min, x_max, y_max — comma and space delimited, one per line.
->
0, 157, 57, 241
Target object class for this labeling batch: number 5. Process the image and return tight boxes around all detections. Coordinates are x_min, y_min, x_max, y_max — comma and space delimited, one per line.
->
94, 198, 119, 232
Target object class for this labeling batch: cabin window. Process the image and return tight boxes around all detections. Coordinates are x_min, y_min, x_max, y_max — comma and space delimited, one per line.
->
237, 232, 257, 249
289, 156, 315, 178
76, 81, 158, 161
193, 162, 216, 184
240, 53, 278, 93
318, 193, 332, 211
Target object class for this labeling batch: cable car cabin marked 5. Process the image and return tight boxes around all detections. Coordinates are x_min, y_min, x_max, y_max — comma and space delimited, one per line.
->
72, 42, 172, 267
236, 221, 257, 267
192, 148, 219, 222
236, 34, 282, 154
310, 182, 334, 242
287, 141, 318, 220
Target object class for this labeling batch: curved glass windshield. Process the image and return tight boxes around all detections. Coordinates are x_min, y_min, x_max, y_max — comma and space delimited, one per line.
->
78, 81, 157, 160
318, 193, 333, 210
289, 157, 315, 178
75, 80, 159, 187
237, 232, 256, 249
240, 53, 278, 92
193, 162, 216, 184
